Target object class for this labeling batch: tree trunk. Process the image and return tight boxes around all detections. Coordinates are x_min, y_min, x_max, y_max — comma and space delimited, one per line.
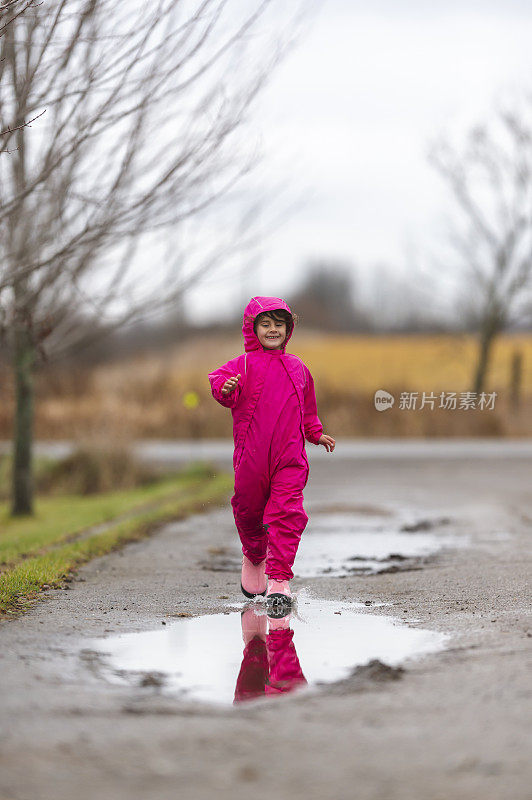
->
509, 350, 522, 411
472, 315, 499, 396
11, 320, 35, 516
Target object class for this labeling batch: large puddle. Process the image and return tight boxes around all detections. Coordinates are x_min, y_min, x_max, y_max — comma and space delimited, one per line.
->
80, 590, 448, 707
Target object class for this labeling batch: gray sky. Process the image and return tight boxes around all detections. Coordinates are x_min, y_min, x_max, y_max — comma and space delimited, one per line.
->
184, 0, 532, 324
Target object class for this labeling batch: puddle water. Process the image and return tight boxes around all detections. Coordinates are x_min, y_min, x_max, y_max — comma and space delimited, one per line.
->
201, 511, 465, 577
296, 513, 463, 576
80, 590, 448, 707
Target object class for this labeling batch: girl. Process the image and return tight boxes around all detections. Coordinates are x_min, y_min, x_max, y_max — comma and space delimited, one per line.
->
208, 296, 335, 613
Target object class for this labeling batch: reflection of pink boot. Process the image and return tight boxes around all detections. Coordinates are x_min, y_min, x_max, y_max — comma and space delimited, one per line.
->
234, 613, 268, 704
268, 612, 291, 632
241, 608, 267, 646
241, 554, 267, 598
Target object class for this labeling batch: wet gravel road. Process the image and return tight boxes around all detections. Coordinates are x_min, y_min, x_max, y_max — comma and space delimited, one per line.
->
0, 442, 531, 800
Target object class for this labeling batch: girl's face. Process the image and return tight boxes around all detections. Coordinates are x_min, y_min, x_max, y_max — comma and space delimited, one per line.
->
255, 314, 287, 350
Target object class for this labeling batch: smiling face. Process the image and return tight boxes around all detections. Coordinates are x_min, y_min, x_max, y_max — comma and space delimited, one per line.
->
254, 311, 288, 350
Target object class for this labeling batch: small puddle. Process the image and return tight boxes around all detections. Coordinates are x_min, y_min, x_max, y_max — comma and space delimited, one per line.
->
296, 513, 462, 576
201, 510, 464, 577
80, 590, 448, 707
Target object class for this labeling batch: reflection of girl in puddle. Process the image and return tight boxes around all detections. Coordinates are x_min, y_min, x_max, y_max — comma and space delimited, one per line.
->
233, 608, 307, 704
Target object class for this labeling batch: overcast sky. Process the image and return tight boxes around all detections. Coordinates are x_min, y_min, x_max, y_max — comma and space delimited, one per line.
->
183, 0, 532, 324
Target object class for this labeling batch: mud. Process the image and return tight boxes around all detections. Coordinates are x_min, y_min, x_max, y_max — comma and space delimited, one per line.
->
0, 446, 531, 800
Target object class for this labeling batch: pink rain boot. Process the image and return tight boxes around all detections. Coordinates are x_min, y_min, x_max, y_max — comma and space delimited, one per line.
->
241, 554, 267, 598
266, 578, 292, 616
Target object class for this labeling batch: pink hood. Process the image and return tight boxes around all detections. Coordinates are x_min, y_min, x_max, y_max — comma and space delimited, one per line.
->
242, 296, 294, 353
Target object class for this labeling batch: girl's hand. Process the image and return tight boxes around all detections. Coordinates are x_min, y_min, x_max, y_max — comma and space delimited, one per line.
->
221, 374, 241, 395
318, 434, 335, 452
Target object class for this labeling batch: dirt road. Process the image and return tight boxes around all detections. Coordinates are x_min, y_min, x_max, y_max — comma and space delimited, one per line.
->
1, 444, 531, 800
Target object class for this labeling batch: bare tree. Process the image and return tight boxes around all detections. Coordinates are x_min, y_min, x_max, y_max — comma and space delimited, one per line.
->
0, 0, 303, 515
429, 101, 532, 394
1, 1, 46, 147
0, 0, 39, 41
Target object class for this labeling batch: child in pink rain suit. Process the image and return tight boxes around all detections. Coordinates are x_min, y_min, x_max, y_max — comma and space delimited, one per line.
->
208, 296, 335, 607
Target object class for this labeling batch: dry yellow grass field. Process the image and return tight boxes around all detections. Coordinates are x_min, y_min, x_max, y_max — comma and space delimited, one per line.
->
295, 332, 532, 393
1, 332, 531, 439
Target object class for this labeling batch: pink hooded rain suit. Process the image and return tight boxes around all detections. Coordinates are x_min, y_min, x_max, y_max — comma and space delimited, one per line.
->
208, 296, 323, 581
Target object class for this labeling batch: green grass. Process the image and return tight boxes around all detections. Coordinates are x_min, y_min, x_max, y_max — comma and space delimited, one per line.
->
0, 463, 219, 566
0, 462, 233, 614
